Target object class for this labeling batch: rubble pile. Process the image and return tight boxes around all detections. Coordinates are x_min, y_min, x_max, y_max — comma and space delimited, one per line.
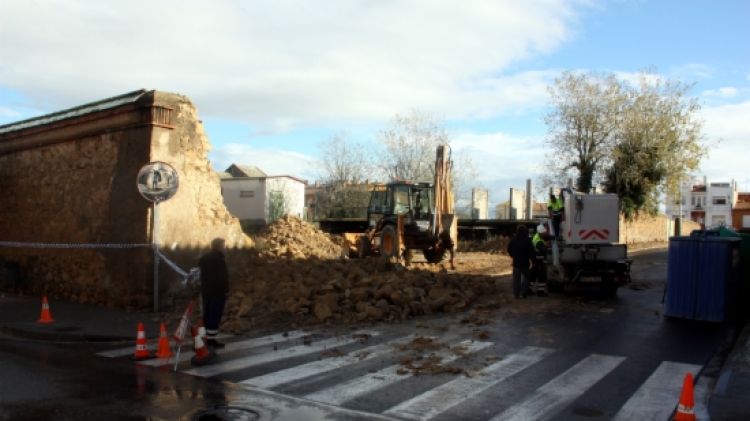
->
254, 216, 345, 259
163, 216, 513, 334
460, 236, 509, 254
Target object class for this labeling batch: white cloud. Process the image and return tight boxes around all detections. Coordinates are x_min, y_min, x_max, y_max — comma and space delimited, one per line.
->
0, 106, 21, 119
0, 0, 585, 131
699, 100, 750, 184
209, 143, 319, 181
452, 131, 547, 205
702, 86, 739, 99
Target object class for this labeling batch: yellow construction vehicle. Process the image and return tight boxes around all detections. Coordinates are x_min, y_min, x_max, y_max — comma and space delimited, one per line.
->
348, 145, 458, 264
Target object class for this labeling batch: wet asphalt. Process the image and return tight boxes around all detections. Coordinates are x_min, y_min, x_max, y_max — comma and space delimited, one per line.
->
0, 250, 737, 420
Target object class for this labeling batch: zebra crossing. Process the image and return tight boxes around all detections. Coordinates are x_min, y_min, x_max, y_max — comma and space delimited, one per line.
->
97, 328, 706, 420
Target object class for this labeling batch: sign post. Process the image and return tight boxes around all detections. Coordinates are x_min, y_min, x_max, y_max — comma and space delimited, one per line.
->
137, 162, 179, 312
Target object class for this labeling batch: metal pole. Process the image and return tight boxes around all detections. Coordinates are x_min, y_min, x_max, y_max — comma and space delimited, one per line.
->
153, 201, 160, 313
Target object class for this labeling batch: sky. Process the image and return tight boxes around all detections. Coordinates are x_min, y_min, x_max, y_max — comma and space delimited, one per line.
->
1, 0, 748, 213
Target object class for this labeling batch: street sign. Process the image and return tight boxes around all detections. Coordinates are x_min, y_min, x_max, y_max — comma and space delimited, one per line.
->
137, 161, 179, 203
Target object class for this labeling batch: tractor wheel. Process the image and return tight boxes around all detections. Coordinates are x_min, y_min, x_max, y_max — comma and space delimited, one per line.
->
423, 246, 446, 264
357, 235, 371, 258
380, 225, 400, 260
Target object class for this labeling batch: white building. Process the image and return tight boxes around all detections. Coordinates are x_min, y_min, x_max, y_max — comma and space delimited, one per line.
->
220, 164, 306, 228
471, 188, 489, 219
667, 177, 738, 228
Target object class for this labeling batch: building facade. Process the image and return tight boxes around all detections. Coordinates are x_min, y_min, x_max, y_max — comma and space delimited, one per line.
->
220, 164, 306, 227
667, 178, 738, 228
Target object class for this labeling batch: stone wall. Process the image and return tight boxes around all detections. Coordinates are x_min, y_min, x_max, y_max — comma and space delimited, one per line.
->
0, 90, 250, 307
619, 214, 702, 244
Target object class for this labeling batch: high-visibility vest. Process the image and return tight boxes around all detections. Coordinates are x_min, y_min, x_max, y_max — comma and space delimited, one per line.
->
532, 233, 543, 248
548, 198, 563, 214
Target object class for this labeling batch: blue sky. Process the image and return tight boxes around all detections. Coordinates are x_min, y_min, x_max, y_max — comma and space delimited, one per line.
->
1, 0, 748, 210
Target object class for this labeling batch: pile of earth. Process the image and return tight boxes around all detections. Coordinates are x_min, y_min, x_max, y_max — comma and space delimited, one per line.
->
253, 216, 346, 259
460, 236, 509, 254
166, 217, 513, 334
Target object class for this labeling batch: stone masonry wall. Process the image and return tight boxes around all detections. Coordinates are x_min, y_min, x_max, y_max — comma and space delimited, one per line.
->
0, 91, 250, 308
619, 214, 702, 244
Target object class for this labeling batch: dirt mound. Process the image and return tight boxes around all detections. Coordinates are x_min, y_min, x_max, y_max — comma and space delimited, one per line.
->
461, 236, 509, 254
216, 253, 509, 334
254, 216, 345, 259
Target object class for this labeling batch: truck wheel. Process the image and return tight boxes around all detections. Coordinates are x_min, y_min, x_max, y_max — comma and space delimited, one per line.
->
601, 275, 618, 298
548, 281, 565, 293
380, 225, 399, 260
357, 235, 371, 258
423, 247, 446, 264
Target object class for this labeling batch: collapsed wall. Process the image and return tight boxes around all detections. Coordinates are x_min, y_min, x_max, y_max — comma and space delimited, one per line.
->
0, 90, 250, 307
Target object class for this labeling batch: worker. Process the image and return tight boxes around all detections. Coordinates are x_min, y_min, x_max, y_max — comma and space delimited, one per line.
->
198, 237, 230, 349
507, 224, 534, 299
548, 192, 565, 239
530, 224, 548, 295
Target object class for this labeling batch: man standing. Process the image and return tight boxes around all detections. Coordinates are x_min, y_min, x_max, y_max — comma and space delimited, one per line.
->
548, 192, 565, 239
507, 225, 534, 299
199, 237, 229, 349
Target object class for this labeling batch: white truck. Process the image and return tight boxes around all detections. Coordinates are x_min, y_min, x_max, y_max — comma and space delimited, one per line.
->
547, 191, 631, 297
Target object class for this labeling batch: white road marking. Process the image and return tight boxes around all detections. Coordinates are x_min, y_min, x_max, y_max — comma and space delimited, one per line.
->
490, 354, 626, 421
384, 346, 554, 420
181, 330, 381, 377
612, 361, 701, 421
303, 339, 493, 406
241, 335, 415, 389
95, 332, 241, 358
136, 330, 310, 367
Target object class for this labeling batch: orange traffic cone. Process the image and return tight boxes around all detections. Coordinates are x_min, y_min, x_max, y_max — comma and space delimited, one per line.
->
155, 323, 173, 359
190, 326, 216, 366
674, 372, 696, 421
37, 296, 55, 324
131, 322, 152, 361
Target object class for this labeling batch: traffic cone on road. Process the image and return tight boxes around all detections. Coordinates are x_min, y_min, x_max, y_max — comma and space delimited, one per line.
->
190, 326, 216, 366
155, 323, 173, 359
674, 372, 696, 421
173, 301, 194, 342
37, 296, 55, 324
131, 322, 152, 361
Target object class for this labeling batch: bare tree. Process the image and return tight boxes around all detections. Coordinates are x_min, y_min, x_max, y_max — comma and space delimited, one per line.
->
378, 110, 450, 182
544, 71, 625, 193
315, 132, 374, 219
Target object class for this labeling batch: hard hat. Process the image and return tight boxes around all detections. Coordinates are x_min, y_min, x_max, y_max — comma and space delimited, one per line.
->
537, 224, 546, 234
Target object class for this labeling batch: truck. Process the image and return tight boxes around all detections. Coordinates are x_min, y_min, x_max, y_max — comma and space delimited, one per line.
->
348, 145, 458, 264
546, 191, 631, 297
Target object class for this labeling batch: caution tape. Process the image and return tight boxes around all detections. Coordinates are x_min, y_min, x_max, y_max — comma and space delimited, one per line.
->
0, 241, 151, 249
0, 240, 200, 286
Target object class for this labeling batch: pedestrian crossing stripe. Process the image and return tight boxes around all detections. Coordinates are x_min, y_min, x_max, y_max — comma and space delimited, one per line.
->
182, 330, 381, 377
490, 354, 626, 421
96, 328, 709, 421
303, 339, 493, 406
612, 361, 701, 421
241, 335, 417, 389
383, 346, 554, 420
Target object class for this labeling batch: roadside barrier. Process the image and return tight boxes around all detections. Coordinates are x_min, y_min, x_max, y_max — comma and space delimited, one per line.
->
37, 296, 55, 324
674, 372, 696, 421
131, 322, 152, 361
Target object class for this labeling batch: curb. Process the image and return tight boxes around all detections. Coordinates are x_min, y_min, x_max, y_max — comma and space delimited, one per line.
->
0, 323, 132, 343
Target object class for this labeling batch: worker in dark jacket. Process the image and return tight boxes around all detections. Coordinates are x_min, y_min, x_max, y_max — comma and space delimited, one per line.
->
199, 238, 229, 349
507, 225, 534, 299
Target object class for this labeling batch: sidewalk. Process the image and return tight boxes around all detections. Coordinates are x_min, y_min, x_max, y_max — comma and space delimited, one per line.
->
709, 319, 750, 420
0, 293, 164, 342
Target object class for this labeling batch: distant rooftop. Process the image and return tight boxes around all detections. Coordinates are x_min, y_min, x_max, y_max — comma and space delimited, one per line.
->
0, 89, 149, 135
225, 164, 267, 178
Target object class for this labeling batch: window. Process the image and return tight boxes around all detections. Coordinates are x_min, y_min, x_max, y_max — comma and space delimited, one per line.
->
240, 190, 255, 198
712, 196, 727, 205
